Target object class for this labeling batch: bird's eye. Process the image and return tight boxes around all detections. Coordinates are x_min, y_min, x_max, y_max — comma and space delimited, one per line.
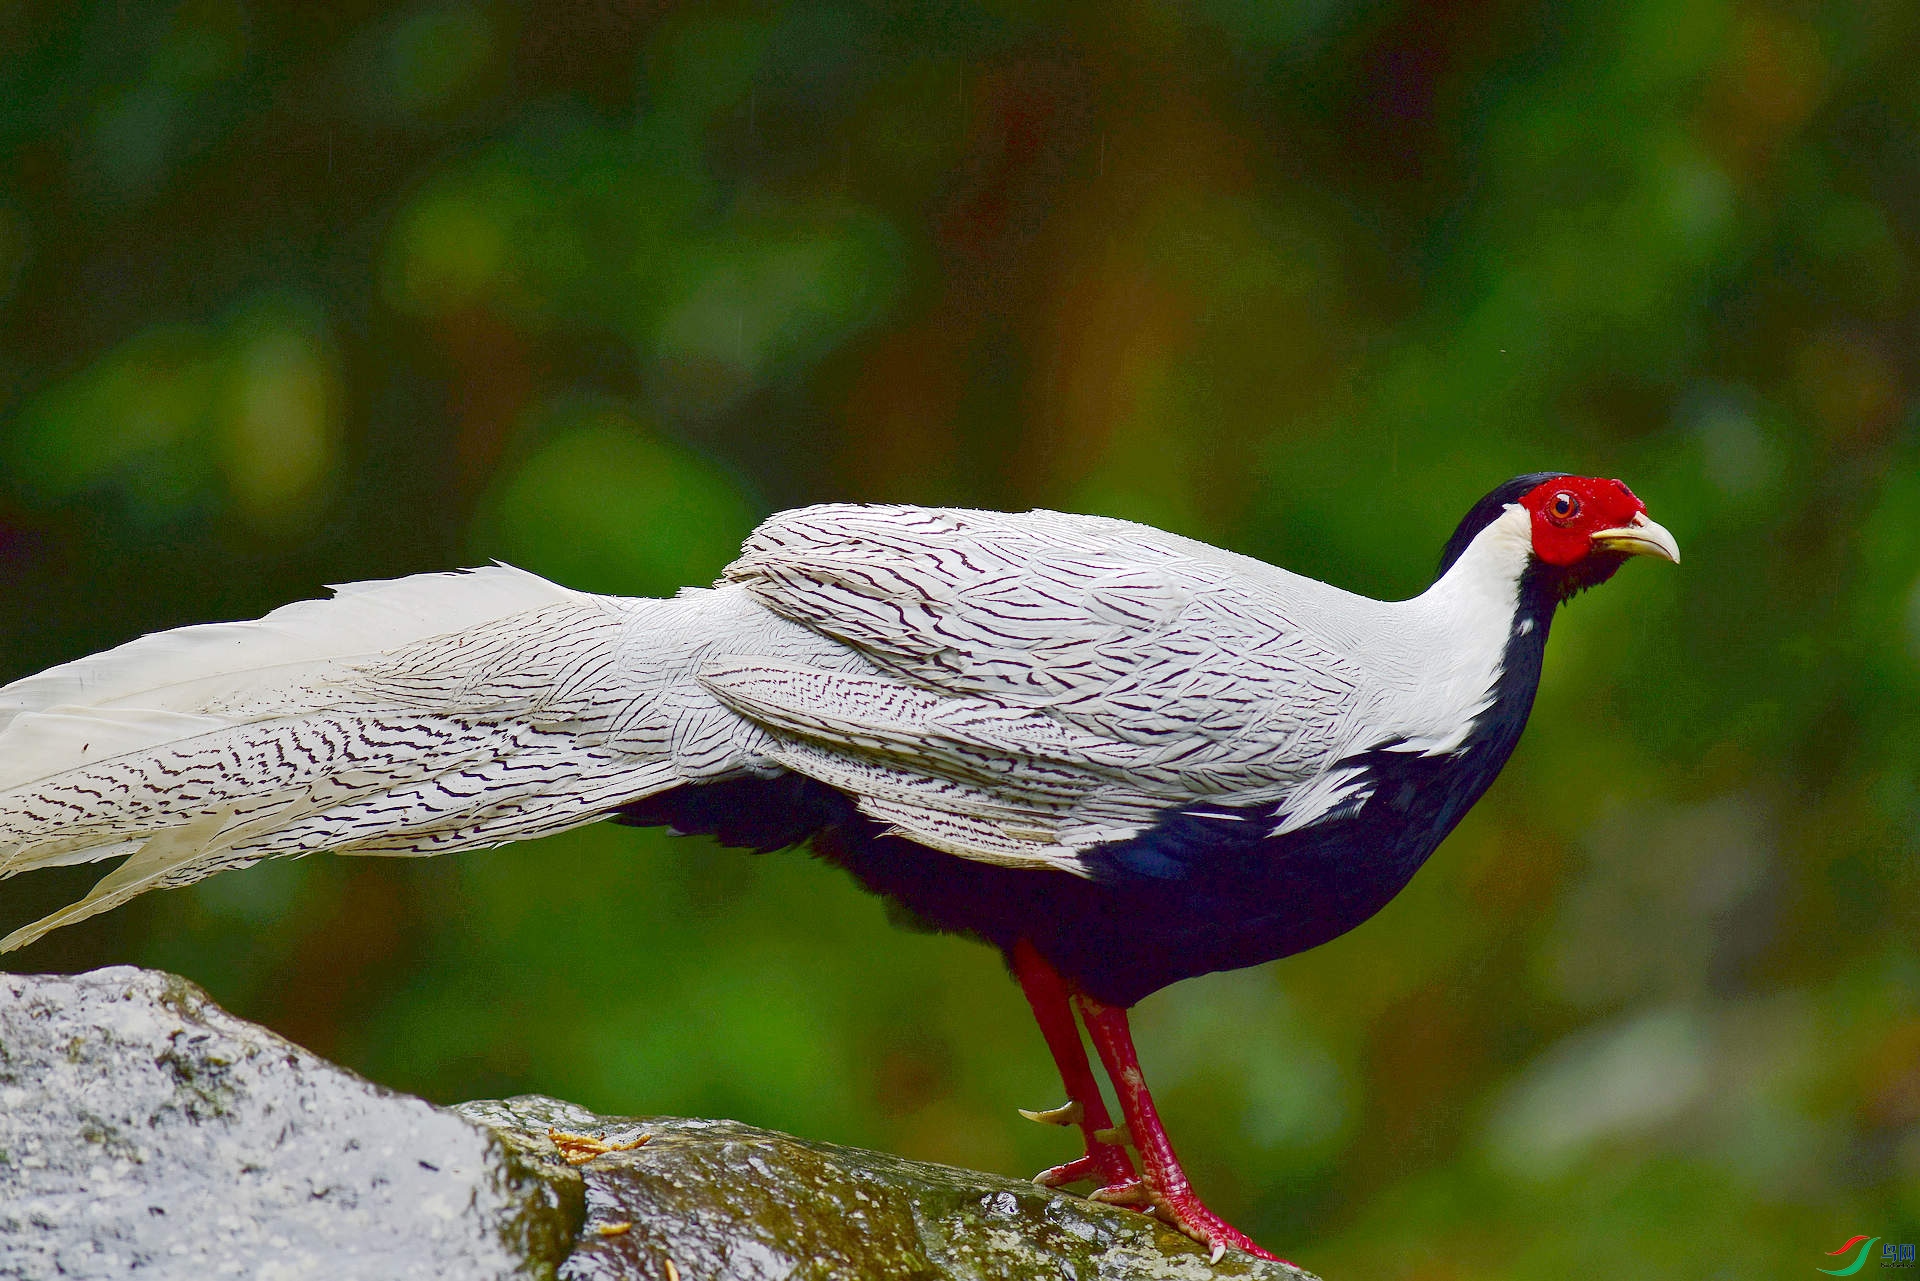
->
1549, 491, 1580, 523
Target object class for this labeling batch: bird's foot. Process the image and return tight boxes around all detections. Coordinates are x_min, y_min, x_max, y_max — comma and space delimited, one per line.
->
1021, 1098, 1143, 1202
1149, 1190, 1282, 1264
1070, 993, 1290, 1266
1032, 1152, 1150, 1204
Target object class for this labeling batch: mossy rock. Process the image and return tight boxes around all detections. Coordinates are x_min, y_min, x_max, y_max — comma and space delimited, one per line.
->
461, 1096, 1316, 1281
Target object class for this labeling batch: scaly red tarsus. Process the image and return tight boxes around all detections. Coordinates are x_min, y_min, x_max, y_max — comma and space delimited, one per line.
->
1009, 940, 1144, 1200
1074, 992, 1286, 1265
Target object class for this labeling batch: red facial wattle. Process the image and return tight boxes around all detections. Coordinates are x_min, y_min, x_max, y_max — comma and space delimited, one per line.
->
1519, 475, 1676, 567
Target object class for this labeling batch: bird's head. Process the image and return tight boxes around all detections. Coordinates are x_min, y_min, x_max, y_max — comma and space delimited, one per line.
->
1437, 472, 1680, 603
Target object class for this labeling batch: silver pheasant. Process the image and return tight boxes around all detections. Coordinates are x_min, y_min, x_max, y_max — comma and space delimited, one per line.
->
0, 474, 1679, 1261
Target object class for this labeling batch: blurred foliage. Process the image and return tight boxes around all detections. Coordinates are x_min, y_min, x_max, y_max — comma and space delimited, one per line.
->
1, 0, 1918, 1275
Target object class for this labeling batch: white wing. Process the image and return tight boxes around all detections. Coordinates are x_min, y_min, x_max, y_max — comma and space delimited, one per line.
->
711, 505, 1378, 865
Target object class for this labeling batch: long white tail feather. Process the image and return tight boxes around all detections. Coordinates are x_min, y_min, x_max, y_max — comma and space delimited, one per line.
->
0, 566, 579, 731
0, 567, 721, 953
0, 739, 684, 954
0, 708, 233, 792
0, 807, 243, 952
0, 837, 143, 874
0, 714, 672, 866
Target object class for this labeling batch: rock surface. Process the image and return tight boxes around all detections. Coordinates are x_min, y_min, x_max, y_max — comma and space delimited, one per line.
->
0, 967, 575, 1280
0, 967, 1318, 1280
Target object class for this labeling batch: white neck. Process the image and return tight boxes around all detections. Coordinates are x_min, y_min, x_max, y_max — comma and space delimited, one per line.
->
1418, 502, 1534, 619
1376, 503, 1536, 753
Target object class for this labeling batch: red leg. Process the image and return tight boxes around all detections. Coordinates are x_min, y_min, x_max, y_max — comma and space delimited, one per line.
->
1075, 992, 1283, 1264
1009, 941, 1145, 1201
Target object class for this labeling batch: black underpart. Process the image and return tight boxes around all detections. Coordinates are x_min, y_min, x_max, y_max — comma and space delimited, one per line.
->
613, 477, 1600, 1006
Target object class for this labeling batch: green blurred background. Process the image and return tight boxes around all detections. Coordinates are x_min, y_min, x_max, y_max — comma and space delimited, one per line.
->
0, 0, 1915, 1275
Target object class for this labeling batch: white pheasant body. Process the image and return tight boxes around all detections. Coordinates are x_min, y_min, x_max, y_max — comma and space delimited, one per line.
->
0, 500, 1539, 955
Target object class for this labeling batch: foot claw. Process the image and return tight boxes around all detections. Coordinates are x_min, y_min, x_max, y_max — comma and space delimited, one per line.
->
1132, 1181, 1281, 1262
1155, 1209, 1280, 1265
1085, 1177, 1150, 1207
1033, 1159, 1150, 1211
1090, 1122, 1132, 1147
1033, 1154, 1100, 1187
1018, 1100, 1084, 1127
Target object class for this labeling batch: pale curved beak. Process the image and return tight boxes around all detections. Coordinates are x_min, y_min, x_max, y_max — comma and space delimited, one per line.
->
1591, 512, 1680, 564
